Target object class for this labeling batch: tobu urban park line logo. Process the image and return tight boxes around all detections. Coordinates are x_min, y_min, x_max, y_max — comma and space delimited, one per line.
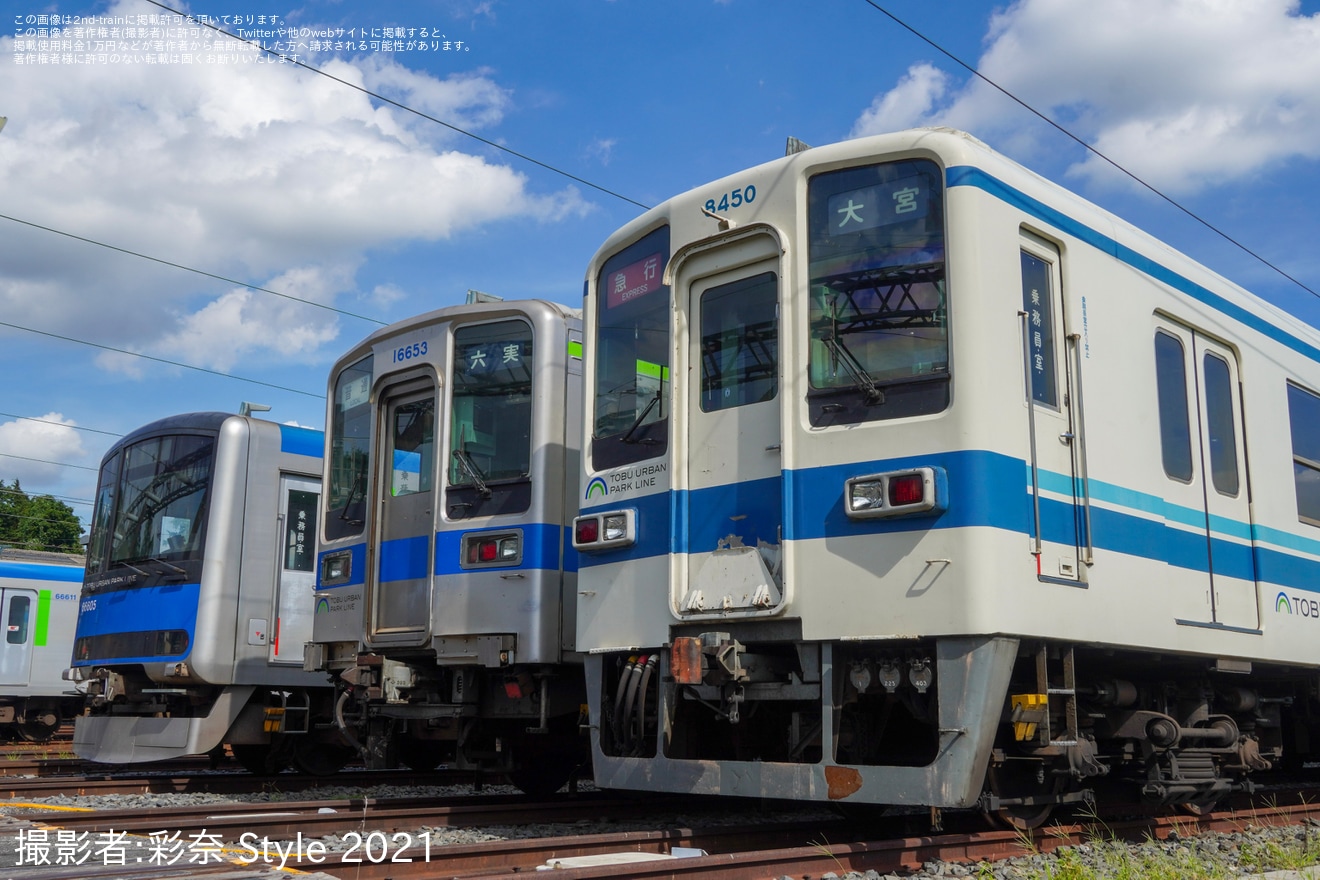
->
1276, 591, 1320, 620
585, 477, 609, 500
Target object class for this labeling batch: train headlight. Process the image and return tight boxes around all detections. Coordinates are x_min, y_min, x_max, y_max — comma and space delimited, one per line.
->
844, 466, 945, 519
462, 530, 523, 568
572, 509, 636, 552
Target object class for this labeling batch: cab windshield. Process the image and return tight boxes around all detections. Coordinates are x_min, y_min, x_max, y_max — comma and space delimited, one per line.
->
88, 433, 214, 573
326, 354, 373, 540
449, 320, 534, 488
807, 159, 948, 425
591, 226, 671, 470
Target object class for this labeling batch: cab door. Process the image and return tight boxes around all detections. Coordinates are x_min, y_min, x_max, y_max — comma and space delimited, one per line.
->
677, 231, 785, 616
270, 476, 320, 663
369, 382, 436, 643
0, 590, 36, 687
1020, 239, 1084, 583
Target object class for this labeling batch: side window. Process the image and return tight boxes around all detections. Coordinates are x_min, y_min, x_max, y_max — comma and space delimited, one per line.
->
1154, 331, 1193, 482
1202, 352, 1239, 496
1020, 251, 1058, 408
6, 596, 30, 645
699, 272, 779, 411
1287, 383, 1320, 526
284, 489, 318, 572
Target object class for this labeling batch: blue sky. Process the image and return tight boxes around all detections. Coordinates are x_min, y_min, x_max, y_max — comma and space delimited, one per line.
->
2, 0, 1320, 533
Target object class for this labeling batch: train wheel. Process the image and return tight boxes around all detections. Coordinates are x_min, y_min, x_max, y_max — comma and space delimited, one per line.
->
506, 732, 586, 797
985, 760, 1063, 831
292, 740, 355, 777
231, 743, 289, 775
507, 762, 576, 798
15, 719, 59, 743
397, 737, 443, 772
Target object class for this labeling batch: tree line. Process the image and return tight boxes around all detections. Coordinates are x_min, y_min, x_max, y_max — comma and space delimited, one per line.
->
0, 479, 84, 554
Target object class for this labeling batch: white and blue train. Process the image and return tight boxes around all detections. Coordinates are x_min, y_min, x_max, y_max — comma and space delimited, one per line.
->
65, 412, 347, 774
0, 548, 83, 741
572, 128, 1320, 826
308, 299, 587, 795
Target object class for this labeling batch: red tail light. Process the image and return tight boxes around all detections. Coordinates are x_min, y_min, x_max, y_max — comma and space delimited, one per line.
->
888, 473, 925, 506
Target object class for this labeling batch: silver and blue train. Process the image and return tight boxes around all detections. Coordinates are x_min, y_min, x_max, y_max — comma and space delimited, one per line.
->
572, 128, 1320, 825
65, 412, 348, 773
0, 548, 83, 741
308, 299, 586, 795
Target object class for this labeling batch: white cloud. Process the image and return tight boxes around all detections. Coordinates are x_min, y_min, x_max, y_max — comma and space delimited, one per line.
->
850, 63, 950, 139
850, 0, 1320, 194
0, 0, 589, 378
586, 137, 617, 167
0, 414, 88, 485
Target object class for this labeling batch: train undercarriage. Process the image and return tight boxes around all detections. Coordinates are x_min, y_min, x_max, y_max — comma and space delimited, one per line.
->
593, 633, 1319, 827
334, 653, 589, 796
72, 666, 352, 774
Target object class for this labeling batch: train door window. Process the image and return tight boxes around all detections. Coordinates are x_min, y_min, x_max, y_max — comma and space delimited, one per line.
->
449, 320, 533, 486
283, 488, 318, 572
6, 595, 29, 645
1287, 383, 1320, 526
1020, 252, 1058, 409
700, 272, 778, 411
389, 399, 435, 498
1203, 351, 1239, 496
326, 354, 373, 541
1154, 331, 1193, 482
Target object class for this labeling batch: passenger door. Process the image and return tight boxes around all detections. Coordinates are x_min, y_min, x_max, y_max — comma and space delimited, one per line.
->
370, 382, 436, 643
1154, 321, 1258, 630
677, 232, 785, 616
0, 589, 36, 687
1020, 239, 1085, 583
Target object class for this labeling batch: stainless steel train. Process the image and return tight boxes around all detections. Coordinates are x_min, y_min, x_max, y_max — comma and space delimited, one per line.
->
572, 128, 1320, 826
0, 548, 83, 741
308, 299, 586, 795
64, 412, 347, 773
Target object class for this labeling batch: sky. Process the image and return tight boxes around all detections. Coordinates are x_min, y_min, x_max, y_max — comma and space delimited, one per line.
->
2, 0, 1320, 535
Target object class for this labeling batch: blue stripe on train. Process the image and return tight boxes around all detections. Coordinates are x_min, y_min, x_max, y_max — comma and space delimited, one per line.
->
278, 424, 324, 459
579, 450, 1320, 591
71, 581, 201, 665
0, 561, 83, 582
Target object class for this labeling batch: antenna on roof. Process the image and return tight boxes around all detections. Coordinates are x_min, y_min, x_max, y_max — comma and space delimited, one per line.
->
239, 402, 272, 417
466, 289, 503, 304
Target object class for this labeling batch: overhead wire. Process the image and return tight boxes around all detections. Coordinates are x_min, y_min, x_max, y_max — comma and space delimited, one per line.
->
0, 213, 389, 327
861, 0, 1317, 300
5, 0, 1316, 502
141, 0, 652, 212
0, 319, 324, 400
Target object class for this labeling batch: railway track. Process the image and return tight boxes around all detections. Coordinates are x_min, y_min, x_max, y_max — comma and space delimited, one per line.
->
6, 796, 1320, 880
0, 766, 493, 800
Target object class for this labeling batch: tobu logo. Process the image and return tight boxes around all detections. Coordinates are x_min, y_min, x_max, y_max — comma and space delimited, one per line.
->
585, 477, 609, 500
1276, 591, 1320, 620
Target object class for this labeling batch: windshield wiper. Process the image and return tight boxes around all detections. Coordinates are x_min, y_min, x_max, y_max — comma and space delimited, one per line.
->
819, 335, 885, 404
452, 448, 492, 498
338, 471, 366, 525
147, 557, 187, 576
621, 391, 662, 444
